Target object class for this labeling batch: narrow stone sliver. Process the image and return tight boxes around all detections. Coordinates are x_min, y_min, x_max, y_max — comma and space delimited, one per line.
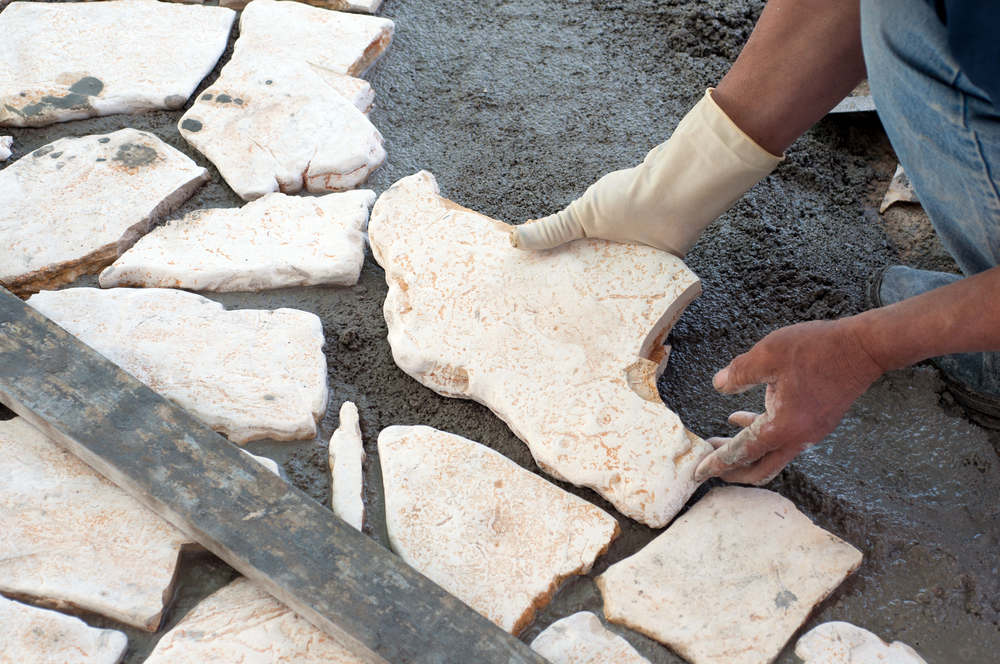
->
330, 401, 366, 531
530, 612, 652, 664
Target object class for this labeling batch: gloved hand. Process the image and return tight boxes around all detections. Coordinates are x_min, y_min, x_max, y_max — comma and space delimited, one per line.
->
510, 89, 783, 257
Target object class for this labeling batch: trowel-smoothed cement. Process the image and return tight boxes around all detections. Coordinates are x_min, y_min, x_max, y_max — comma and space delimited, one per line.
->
1, 1, 997, 663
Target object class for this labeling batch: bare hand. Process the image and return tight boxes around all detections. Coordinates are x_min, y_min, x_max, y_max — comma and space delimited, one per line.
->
693, 318, 886, 485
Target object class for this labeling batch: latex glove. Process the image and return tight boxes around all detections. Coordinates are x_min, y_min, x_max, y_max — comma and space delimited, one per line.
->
693, 318, 886, 485
510, 89, 783, 256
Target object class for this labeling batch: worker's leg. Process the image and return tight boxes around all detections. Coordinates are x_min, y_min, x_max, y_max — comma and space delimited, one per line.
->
861, 0, 1000, 418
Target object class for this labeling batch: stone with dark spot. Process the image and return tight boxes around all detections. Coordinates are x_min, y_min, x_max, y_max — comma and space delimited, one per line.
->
49, 151, 63, 159
216, 94, 233, 104
181, 118, 203, 133
33, 145, 54, 158
164, 94, 187, 110
98, 138, 110, 144
201, 93, 214, 101
68, 77, 104, 96
114, 143, 159, 169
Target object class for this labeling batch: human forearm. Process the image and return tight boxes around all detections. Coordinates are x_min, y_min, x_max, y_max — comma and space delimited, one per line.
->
713, 0, 867, 155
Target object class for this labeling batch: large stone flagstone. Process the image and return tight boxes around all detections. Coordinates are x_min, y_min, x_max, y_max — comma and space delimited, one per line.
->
368, 171, 711, 528
795, 622, 927, 664
27, 288, 328, 444
596, 487, 863, 664
144, 577, 366, 664
0, 129, 209, 296
221, 0, 383, 14
0, 417, 195, 631
0, 0, 234, 128
379, 425, 619, 634
99, 190, 375, 291
329, 401, 366, 530
531, 612, 651, 664
0, 594, 128, 664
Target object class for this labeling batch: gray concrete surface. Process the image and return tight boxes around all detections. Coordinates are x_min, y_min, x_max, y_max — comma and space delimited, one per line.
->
2, 0, 998, 662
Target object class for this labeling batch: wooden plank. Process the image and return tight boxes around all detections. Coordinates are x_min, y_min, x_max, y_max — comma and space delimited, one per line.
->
0, 287, 548, 664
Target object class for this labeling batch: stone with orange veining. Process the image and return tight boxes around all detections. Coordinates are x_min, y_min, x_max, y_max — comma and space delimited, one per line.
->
0, 129, 208, 296
597, 487, 864, 664
0, 417, 195, 631
27, 288, 328, 444
0, 594, 128, 664
329, 401, 366, 530
379, 425, 619, 635
531, 612, 651, 664
795, 622, 927, 664
368, 171, 712, 528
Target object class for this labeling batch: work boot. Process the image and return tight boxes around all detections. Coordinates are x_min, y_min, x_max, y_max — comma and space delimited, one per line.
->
869, 265, 1000, 430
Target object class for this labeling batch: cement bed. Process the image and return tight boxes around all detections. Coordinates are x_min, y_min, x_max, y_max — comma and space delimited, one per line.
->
2, 0, 998, 663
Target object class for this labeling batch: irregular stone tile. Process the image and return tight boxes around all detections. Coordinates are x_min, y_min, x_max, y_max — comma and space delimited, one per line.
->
0, 595, 128, 664
0, 135, 11, 160
796, 622, 927, 664
879, 164, 920, 213
0, 0, 235, 128
379, 425, 619, 634
531, 612, 651, 664
830, 80, 875, 114
597, 487, 863, 664
243, 449, 281, 476
221, 0, 383, 13
27, 288, 328, 444
368, 171, 711, 528
329, 401, 365, 530
0, 129, 209, 296
179, 51, 384, 201
99, 190, 375, 291
144, 577, 366, 664
0, 417, 195, 631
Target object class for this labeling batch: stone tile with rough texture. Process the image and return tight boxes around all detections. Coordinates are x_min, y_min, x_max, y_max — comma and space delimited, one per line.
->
144, 577, 367, 663
221, 0, 382, 13
0, 0, 234, 128
379, 425, 619, 634
531, 612, 651, 664
795, 622, 927, 664
0, 135, 11, 160
597, 487, 863, 664
99, 190, 375, 291
329, 401, 366, 530
0, 129, 209, 296
369, 171, 711, 528
0, 595, 128, 664
0, 417, 195, 631
27, 288, 328, 444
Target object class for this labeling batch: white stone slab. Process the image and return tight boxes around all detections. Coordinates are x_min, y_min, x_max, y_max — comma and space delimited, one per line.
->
0, 129, 209, 296
0, 417, 195, 631
0, 595, 128, 664
379, 425, 620, 634
531, 612, 651, 664
221, 0, 383, 14
0, 0, 235, 127
99, 190, 375, 292
796, 622, 927, 664
329, 401, 366, 530
178, 51, 385, 201
879, 164, 920, 213
144, 577, 367, 663
368, 171, 711, 528
597, 487, 863, 664
0, 135, 11, 160
27, 288, 328, 444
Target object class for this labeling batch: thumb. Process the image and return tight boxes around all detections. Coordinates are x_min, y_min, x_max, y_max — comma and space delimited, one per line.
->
509, 208, 585, 251
713, 353, 769, 395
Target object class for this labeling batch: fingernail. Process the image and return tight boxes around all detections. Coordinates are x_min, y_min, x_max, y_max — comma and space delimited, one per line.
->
694, 468, 711, 483
712, 367, 729, 390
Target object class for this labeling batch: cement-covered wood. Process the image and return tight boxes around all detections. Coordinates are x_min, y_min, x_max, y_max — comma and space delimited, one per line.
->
0, 286, 549, 664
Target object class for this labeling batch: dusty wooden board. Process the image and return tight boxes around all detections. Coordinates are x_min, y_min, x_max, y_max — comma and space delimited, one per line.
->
0, 286, 547, 664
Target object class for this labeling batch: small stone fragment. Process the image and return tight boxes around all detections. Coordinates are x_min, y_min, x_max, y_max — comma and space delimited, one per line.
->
0, 0, 235, 127
27, 288, 328, 444
144, 577, 366, 664
221, 0, 383, 14
243, 449, 281, 476
99, 190, 375, 291
0, 595, 128, 664
0, 129, 209, 296
531, 612, 651, 664
178, 52, 385, 201
597, 487, 863, 664
0, 135, 11, 160
329, 401, 366, 530
830, 79, 875, 114
0, 417, 195, 631
795, 622, 927, 664
369, 171, 711, 528
379, 425, 620, 634
879, 164, 920, 213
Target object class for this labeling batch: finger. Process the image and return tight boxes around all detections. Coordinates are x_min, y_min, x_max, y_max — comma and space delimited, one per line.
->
727, 411, 760, 428
713, 355, 770, 396
719, 444, 802, 486
704, 436, 731, 451
693, 424, 762, 482
509, 209, 585, 251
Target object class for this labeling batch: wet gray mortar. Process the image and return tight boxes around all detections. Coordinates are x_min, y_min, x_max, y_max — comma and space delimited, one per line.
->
2, 0, 999, 662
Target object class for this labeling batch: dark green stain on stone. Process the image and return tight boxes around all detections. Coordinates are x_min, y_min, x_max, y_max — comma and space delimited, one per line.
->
202, 93, 214, 101
96, 158, 106, 162
68, 77, 104, 96
235, 98, 244, 106
181, 118, 203, 133
113, 143, 158, 168
33, 146, 55, 158
216, 94, 233, 104
98, 138, 111, 144
49, 151, 63, 159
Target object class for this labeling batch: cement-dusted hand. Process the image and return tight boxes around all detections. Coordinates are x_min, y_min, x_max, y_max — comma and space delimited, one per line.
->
693, 319, 886, 485
510, 89, 783, 256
